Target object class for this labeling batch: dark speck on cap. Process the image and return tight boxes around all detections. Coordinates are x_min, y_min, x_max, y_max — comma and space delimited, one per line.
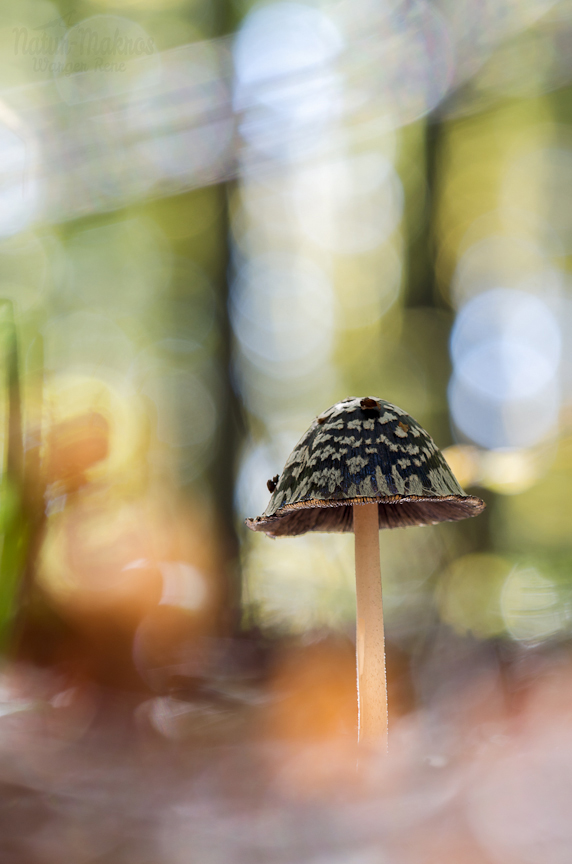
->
246, 396, 485, 537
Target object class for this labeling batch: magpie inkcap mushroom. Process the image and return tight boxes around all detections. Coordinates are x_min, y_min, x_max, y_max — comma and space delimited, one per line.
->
246, 397, 485, 748
246, 396, 484, 537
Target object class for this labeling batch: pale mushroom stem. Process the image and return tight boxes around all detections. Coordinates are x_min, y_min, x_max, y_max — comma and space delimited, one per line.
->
353, 502, 388, 749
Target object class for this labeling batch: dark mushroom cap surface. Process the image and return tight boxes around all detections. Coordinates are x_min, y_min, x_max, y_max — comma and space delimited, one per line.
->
246, 397, 485, 537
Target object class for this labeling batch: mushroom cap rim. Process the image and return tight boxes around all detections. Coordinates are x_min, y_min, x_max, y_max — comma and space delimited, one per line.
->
245, 492, 485, 534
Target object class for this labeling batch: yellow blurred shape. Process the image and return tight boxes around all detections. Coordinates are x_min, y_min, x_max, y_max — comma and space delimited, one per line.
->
497, 437, 572, 549
38, 497, 163, 622
39, 485, 224, 648
443, 445, 549, 495
438, 554, 511, 639
442, 444, 481, 489
501, 566, 566, 643
46, 411, 109, 489
480, 449, 547, 495
44, 375, 147, 491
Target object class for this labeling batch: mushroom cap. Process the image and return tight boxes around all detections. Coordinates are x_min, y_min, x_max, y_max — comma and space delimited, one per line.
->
246, 397, 485, 537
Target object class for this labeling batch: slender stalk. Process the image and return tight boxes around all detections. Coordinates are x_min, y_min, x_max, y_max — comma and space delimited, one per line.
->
353, 502, 388, 749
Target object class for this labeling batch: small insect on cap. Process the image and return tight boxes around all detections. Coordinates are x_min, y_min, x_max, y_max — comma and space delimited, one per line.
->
246, 397, 485, 537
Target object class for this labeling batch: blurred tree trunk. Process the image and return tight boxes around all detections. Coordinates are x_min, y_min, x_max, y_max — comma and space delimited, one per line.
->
206, 0, 243, 633
401, 115, 494, 553
209, 183, 244, 633
402, 116, 442, 310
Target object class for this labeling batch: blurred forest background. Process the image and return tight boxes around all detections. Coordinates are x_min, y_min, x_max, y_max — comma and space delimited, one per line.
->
0, 0, 572, 678
0, 0, 572, 859
0, 0, 566, 680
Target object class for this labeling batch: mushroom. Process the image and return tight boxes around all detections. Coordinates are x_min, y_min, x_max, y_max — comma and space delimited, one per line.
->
246, 397, 485, 748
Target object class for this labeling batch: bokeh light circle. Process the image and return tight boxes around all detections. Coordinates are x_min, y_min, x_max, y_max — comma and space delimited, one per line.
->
230, 252, 334, 377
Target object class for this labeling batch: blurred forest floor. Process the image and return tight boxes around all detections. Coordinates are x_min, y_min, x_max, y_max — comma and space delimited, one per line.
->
0, 629, 570, 863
